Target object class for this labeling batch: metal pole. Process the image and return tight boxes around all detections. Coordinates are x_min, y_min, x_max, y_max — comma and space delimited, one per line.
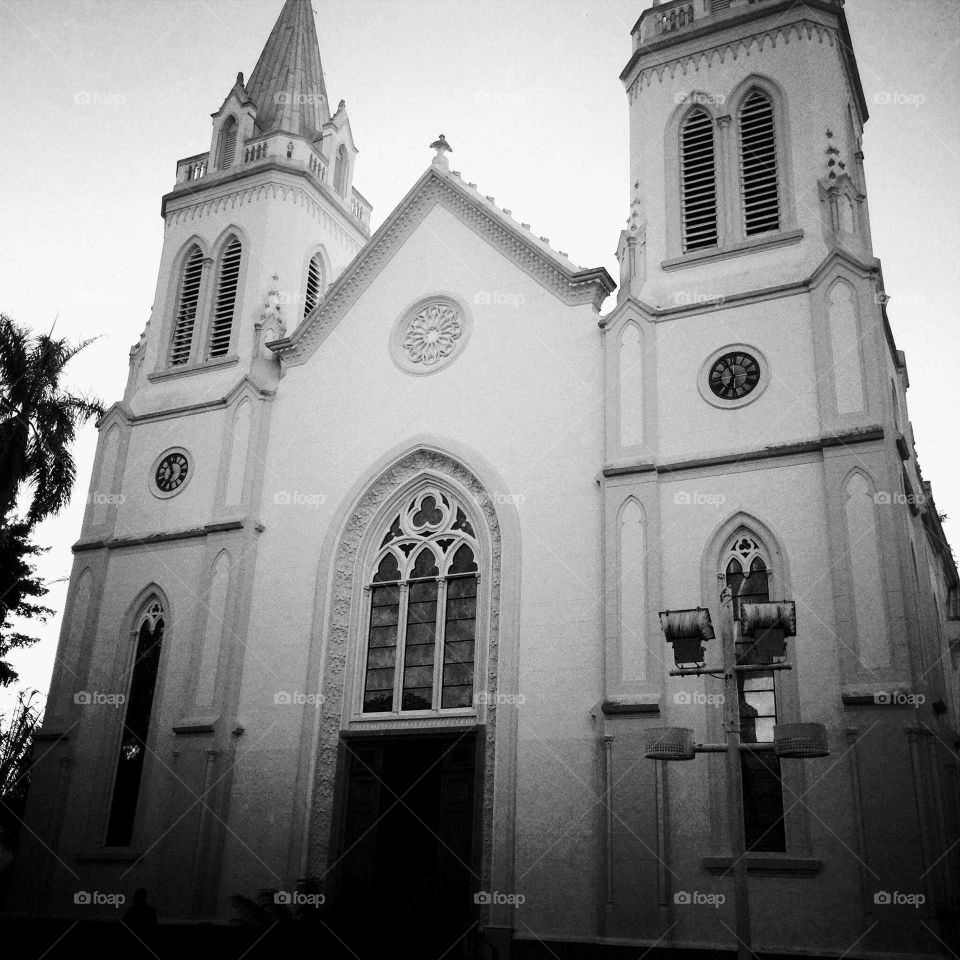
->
720, 586, 752, 960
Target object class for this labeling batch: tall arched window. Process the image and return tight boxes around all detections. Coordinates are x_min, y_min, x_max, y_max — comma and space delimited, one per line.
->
303, 252, 325, 318
208, 235, 242, 358
722, 532, 785, 852
169, 245, 204, 366
333, 144, 347, 196
218, 116, 238, 170
738, 90, 780, 235
362, 489, 479, 714
106, 598, 165, 846
680, 109, 718, 251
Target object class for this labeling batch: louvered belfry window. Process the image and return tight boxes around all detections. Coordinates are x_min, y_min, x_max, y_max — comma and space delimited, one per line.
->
169, 246, 204, 366
739, 91, 780, 235
680, 110, 719, 251
333, 145, 346, 196
208, 237, 241, 358
218, 116, 238, 170
303, 253, 324, 318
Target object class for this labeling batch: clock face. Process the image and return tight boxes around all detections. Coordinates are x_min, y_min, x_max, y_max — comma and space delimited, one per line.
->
155, 452, 189, 493
708, 351, 761, 401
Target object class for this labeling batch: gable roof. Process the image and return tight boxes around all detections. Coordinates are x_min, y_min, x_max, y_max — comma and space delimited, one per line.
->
247, 0, 329, 138
269, 165, 615, 366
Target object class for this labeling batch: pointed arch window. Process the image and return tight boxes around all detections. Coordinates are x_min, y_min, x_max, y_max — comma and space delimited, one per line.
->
738, 90, 780, 235
169, 245, 204, 366
333, 145, 347, 197
106, 599, 165, 846
722, 532, 786, 852
363, 489, 479, 714
218, 116, 238, 170
208, 236, 242, 358
680, 109, 718, 251
303, 252, 325, 318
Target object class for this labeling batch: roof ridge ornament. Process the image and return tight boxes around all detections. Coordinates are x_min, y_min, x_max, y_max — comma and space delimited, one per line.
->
430, 133, 452, 169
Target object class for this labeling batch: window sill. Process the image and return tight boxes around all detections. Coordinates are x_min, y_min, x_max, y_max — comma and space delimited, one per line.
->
345, 712, 478, 732
172, 716, 218, 735
661, 229, 804, 271
703, 854, 822, 877
148, 355, 239, 381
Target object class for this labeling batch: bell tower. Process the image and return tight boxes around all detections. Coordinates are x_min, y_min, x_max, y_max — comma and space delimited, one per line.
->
599, 5, 952, 953
126, 0, 371, 405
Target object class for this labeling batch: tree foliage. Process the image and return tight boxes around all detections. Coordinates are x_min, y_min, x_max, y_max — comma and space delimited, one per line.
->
0, 313, 104, 524
0, 312, 102, 683
0, 522, 53, 687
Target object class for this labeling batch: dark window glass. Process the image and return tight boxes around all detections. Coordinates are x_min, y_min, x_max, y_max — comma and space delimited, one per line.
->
726, 551, 785, 852
443, 573, 476, 709
402, 567, 439, 711
364, 585, 399, 712
362, 498, 480, 714
106, 614, 164, 846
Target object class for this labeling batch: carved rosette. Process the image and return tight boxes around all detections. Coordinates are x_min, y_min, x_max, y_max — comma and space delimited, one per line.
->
390, 295, 472, 376
401, 302, 463, 365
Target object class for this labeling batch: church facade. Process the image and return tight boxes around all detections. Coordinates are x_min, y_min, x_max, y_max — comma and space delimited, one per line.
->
10, 1, 960, 958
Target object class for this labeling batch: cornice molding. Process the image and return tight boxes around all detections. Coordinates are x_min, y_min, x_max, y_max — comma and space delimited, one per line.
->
97, 375, 275, 430
601, 425, 885, 479
73, 519, 246, 554
627, 20, 839, 102
599, 248, 881, 328
162, 165, 365, 252
270, 169, 615, 367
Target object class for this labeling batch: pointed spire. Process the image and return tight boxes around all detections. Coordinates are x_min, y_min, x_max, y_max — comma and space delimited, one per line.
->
247, 0, 329, 138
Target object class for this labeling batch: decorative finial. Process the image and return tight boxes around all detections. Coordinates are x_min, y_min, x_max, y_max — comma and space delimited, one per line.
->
430, 133, 452, 169
237, 72, 244, 86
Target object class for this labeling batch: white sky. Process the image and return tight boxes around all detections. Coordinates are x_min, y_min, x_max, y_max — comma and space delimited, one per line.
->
0, 0, 957, 715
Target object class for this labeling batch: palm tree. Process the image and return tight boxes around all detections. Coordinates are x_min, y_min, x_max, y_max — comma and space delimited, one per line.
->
0, 314, 104, 523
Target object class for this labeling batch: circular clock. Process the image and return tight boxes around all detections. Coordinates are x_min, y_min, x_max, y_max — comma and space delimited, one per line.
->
151, 448, 192, 498
698, 344, 770, 409
708, 351, 761, 400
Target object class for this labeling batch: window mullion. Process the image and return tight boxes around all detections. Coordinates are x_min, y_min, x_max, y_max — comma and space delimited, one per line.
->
433, 576, 449, 710
191, 256, 216, 367
715, 113, 734, 247
394, 582, 410, 713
